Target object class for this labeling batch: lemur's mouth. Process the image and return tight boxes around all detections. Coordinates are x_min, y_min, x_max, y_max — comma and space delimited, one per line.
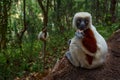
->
78, 27, 88, 32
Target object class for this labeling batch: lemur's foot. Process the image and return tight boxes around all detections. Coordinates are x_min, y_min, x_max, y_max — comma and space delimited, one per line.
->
65, 51, 79, 67
65, 51, 74, 65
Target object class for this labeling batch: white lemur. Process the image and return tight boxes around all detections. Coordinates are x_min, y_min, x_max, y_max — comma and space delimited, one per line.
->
38, 28, 49, 41
66, 12, 108, 69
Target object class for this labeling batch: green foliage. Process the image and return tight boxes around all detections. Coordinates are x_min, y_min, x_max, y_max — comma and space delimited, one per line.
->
0, 40, 43, 79
96, 23, 120, 39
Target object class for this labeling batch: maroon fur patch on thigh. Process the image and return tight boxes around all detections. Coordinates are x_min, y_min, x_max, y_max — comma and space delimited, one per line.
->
85, 54, 93, 65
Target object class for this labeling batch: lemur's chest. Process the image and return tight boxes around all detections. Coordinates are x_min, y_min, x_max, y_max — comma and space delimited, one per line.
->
82, 29, 97, 65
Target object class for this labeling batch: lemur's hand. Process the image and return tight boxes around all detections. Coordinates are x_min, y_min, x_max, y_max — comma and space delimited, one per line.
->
75, 30, 84, 39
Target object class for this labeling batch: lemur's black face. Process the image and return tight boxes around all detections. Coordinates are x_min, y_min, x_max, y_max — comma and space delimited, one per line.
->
76, 17, 89, 31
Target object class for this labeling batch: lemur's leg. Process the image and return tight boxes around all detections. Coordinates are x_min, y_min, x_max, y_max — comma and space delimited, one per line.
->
65, 45, 80, 67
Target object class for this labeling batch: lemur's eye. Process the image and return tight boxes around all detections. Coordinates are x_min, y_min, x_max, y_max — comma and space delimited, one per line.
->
85, 19, 89, 24
77, 20, 80, 23
76, 18, 81, 27
77, 19, 81, 23
77, 18, 82, 24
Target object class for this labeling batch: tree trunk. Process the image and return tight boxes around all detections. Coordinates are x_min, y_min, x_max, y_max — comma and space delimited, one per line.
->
0, 0, 11, 50
0, 5, 7, 49
37, 0, 49, 70
56, 0, 64, 32
95, 0, 100, 22
110, 0, 117, 23
16, 0, 27, 51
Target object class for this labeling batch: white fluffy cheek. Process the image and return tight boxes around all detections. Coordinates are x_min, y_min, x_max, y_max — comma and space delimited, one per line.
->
72, 17, 77, 29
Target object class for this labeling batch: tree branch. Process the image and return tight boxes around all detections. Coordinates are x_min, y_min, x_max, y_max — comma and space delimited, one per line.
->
37, 0, 46, 14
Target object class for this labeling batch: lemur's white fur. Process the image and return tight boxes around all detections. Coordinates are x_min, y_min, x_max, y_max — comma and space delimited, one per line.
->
38, 31, 49, 41
67, 12, 108, 69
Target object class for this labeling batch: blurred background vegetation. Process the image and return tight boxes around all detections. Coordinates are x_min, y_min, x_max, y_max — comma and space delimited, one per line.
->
0, 0, 120, 79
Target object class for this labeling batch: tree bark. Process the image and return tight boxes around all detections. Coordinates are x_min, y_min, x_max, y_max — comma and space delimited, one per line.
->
37, 0, 50, 70
110, 0, 117, 23
37, 0, 49, 29
0, 0, 11, 50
